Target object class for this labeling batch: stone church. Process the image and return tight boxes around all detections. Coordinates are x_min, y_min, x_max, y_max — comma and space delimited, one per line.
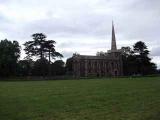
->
69, 23, 123, 77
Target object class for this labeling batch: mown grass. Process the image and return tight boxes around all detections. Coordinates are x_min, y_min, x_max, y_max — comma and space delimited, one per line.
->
0, 77, 160, 120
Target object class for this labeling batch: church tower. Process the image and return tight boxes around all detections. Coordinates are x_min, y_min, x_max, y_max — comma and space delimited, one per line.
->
71, 21, 123, 78
111, 21, 117, 51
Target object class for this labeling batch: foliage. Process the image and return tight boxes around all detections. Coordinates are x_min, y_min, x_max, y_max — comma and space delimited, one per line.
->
66, 58, 73, 75
72, 52, 80, 56
96, 51, 108, 56
133, 41, 149, 56
43, 40, 63, 63
32, 58, 49, 76
51, 60, 65, 75
23, 33, 63, 76
0, 39, 21, 77
17, 59, 34, 76
24, 33, 46, 59
121, 41, 157, 76
24, 33, 63, 62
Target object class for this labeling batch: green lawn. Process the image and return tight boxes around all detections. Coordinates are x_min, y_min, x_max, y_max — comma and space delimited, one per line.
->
0, 77, 160, 120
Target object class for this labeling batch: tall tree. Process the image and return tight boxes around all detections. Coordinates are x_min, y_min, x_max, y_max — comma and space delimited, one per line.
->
24, 33, 63, 76
121, 41, 157, 76
0, 39, 20, 77
24, 33, 46, 59
133, 41, 149, 56
44, 40, 63, 76
133, 41, 156, 75
24, 33, 63, 61
43, 40, 63, 64
121, 46, 135, 75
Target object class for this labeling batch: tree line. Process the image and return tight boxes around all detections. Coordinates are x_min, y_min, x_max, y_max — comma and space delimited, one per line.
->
0, 33, 65, 77
0, 33, 159, 78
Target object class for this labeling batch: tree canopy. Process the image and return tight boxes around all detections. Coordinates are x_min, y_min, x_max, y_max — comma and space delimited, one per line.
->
24, 33, 63, 62
122, 41, 157, 76
0, 39, 21, 77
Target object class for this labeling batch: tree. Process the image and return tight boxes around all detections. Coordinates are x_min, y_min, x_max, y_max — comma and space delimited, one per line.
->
121, 41, 157, 76
96, 51, 107, 56
157, 69, 160, 74
44, 40, 63, 63
43, 40, 63, 76
24, 33, 46, 59
0, 39, 20, 77
121, 46, 135, 75
66, 58, 73, 75
133, 41, 157, 75
51, 60, 65, 76
121, 47, 133, 57
17, 59, 34, 76
24, 33, 63, 61
133, 41, 149, 56
24, 33, 63, 76
72, 52, 80, 57
32, 58, 49, 76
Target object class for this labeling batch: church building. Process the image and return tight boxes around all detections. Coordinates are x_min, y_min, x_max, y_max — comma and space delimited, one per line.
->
69, 23, 123, 77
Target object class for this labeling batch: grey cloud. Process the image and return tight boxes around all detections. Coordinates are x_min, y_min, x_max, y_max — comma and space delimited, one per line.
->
58, 41, 108, 48
23, 13, 113, 39
151, 46, 160, 57
61, 51, 73, 59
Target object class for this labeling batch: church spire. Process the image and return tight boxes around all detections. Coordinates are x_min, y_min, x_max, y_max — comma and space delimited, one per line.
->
111, 21, 117, 51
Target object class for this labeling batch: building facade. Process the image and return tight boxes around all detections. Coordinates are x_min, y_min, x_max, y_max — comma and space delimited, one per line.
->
69, 23, 123, 77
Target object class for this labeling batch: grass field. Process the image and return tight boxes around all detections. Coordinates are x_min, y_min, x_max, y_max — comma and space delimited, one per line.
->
0, 77, 160, 120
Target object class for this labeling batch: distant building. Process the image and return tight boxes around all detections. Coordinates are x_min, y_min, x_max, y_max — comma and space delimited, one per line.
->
68, 22, 123, 77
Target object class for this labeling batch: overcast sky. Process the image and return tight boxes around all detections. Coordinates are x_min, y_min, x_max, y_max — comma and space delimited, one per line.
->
0, 0, 160, 68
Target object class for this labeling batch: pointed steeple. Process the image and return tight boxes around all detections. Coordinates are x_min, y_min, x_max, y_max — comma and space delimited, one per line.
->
111, 21, 117, 51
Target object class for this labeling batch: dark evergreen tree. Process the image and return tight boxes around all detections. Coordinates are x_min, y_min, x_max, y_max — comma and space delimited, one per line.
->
24, 33, 63, 76
43, 40, 63, 63
24, 33, 46, 59
43, 40, 63, 76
